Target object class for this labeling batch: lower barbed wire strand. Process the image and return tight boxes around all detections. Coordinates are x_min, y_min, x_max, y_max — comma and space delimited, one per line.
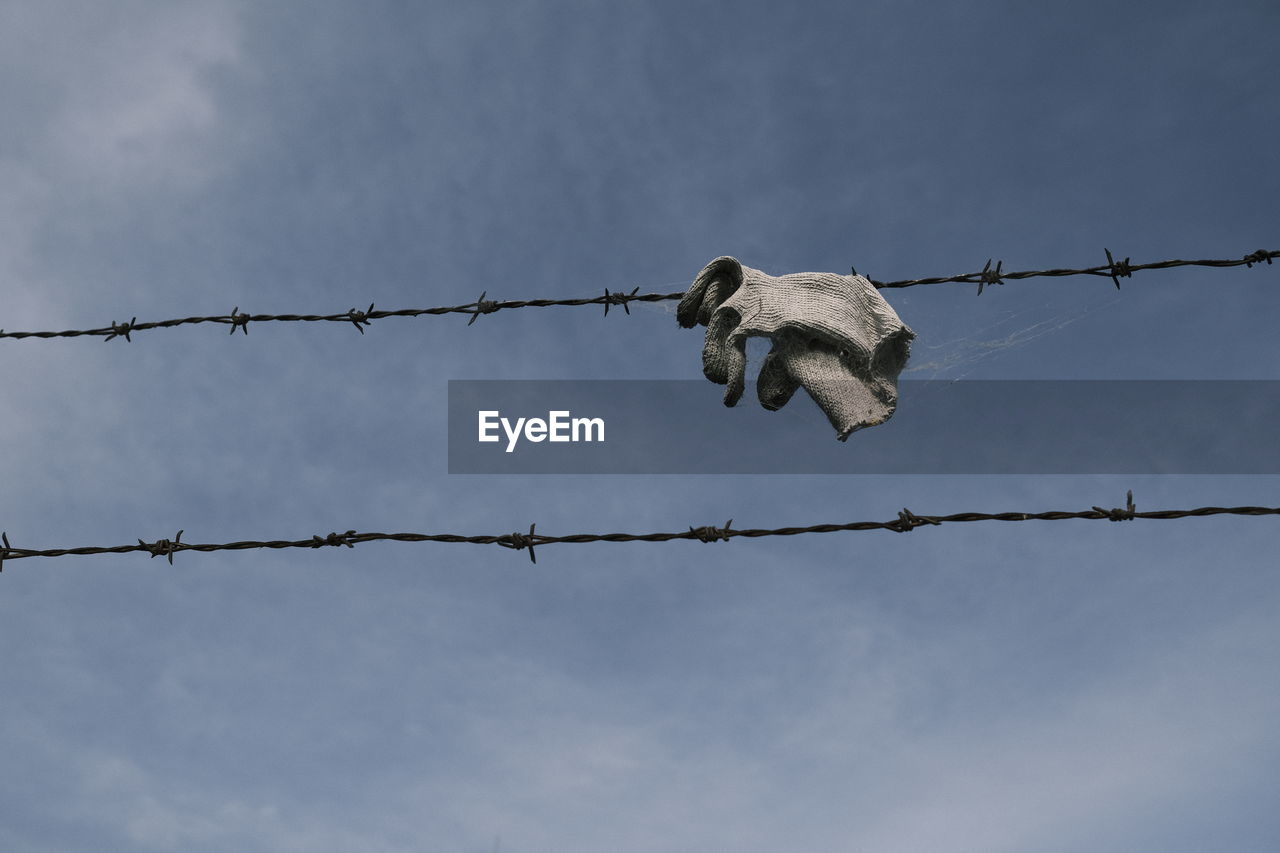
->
2, 495, 1277, 566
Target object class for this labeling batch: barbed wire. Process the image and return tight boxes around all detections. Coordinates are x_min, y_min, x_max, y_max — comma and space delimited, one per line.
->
2, 491, 1276, 569
1, 248, 1273, 342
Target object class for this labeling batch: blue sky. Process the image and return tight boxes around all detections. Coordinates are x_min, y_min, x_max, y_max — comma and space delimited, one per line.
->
2, 1, 1278, 850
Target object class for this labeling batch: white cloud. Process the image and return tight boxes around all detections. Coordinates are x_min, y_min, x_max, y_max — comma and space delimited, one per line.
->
15, 1, 244, 189
74, 752, 271, 850
0, 0, 243, 345
837, 610, 1279, 853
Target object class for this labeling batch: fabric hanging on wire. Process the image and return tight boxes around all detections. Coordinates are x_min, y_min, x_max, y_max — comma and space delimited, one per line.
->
678, 256, 915, 440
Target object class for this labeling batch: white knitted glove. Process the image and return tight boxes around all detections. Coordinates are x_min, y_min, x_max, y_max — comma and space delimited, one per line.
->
678, 256, 915, 440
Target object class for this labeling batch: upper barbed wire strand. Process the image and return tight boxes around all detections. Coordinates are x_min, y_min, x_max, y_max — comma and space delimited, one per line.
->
1, 249, 1274, 342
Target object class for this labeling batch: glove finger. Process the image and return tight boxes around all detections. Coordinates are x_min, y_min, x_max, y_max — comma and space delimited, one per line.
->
781, 342, 897, 440
676, 276, 710, 328
721, 334, 748, 407
757, 344, 800, 410
701, 308, 738, 384
677, 257, 743, 328
698, 278, 724, 326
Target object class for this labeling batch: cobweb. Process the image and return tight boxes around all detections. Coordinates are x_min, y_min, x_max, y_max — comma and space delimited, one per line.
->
900, 292, 1123, 379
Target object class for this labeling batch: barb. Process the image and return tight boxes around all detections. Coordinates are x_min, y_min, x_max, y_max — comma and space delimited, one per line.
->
498, 523, 541, 563
466, 291, 499, 326
602, 286, 641, 317
138, 530, 184, 565
1104, 248, 1132, 290
311, 530, 358, 548
689, 518, 734, 543
890, 508, 942, 532
2, 492, 1276, 567
975, 259, 1004, 296
105, 317, 136, 343
2, 248, 1273, 341
228, 306, 250, 336
346, 304, 375, 334
1092, 489, 1137, 521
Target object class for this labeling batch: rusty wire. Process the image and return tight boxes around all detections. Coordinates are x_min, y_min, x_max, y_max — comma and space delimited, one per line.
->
2, 492, 1277, 569
1, 248, 1273, 342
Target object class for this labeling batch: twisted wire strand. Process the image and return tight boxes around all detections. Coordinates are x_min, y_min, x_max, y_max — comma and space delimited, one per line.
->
2, 492, 1276, 569
2, 249, 1273, 342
